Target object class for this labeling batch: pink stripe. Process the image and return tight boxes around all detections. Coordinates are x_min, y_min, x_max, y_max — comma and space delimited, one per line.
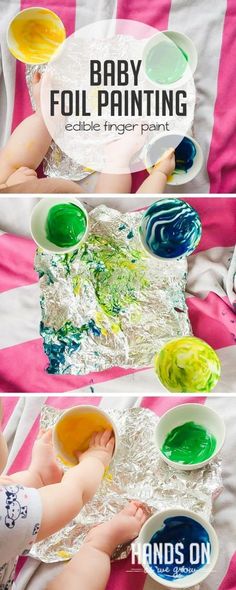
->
208, 1, 236, 193
218, 552, 236, 590
187, 293, 236, 350
107, 557, 146, 590
117, 0, 171, 195
141, 397, 205, 415
11, 0, 76, 178
183, 198, 236, 253
0, 338, 141, 393
0, 234, 37, 292
1, 397, 19, 429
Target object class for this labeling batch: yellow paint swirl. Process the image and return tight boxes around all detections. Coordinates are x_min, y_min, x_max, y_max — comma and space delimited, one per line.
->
8, 8, 65, 64
155, 336, 221, 393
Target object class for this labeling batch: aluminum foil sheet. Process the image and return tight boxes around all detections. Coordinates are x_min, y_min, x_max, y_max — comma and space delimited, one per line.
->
30, 405, 223, 568
35, 204, 191, 375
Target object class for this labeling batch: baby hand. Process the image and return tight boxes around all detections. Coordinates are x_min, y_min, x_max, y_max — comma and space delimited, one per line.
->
78, 430, 115, 469
6, 167, 37, 186
154, 147, 176, 177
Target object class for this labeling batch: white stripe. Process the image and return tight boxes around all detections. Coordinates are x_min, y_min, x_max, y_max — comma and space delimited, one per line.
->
166, 0, 227, 194
205, 396, 236, 588
0, 3, 19, 147
75, 0, 118, 30
0, 283, 41, 349
187, 246, 235, 299
4, 396, 46, 471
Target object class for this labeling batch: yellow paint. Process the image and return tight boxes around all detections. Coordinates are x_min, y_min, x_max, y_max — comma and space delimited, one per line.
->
111, 323, 120, 334
57, 550, 72, 559
56, 411, 113, 462
8, 8, 65, 64
103, 467, 113, 481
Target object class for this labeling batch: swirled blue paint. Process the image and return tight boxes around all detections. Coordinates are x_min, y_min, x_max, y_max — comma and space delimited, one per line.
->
140, 198, 202, 259
148, 516, 211, 581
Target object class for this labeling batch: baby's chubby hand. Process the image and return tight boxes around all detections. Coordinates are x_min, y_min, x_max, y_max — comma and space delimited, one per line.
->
77, 430, 115, 469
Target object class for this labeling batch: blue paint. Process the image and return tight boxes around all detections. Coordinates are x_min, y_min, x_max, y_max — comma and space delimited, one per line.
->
175, 137, 196, 173
127, 230, 134, 240
148, 135, 196, 175
148, 516, 210, 581
41, 319, 101, 374
139, 198, 202, 259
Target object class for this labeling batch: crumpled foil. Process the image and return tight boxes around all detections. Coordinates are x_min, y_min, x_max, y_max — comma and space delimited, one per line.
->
30, 405, 223, 569
35, 204, 191, 375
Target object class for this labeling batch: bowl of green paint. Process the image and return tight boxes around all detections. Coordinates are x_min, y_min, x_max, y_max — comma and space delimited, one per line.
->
155, 403, 225, 471
30, 197, 89, 254
143, 30, 197, 87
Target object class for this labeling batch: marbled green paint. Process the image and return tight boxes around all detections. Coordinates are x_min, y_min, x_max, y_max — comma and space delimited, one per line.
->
162, 421, 217, 464
46, 203, 87, 247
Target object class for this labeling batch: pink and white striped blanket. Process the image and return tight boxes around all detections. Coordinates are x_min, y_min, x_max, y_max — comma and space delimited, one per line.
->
0, 196, 235, 393
2, 395, 236, 590
1, 0, 236, 193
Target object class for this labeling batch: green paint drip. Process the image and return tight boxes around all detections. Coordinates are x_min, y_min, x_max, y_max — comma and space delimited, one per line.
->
162, 421, 216, 465
46, 203, 87, 248
146, 41, 188, 84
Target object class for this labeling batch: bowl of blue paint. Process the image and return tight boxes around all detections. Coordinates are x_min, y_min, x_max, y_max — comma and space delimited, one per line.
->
30, 196, 89, 254
154, 403, 225, 471
138, 508, 219, 588
145, 134, 203, 185
139, 197, 202, 260
143, 30, 197, 87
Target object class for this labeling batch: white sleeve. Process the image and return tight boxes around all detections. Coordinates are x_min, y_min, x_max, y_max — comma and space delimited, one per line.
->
0, 484, 42, 567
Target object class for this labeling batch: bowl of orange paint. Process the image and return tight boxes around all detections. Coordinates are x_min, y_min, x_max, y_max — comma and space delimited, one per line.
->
53, 405, 118, 467
7, 7, 66, 65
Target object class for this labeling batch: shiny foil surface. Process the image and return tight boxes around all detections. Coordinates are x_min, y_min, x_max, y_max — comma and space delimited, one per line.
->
35, 205, 191, 375
30, 405, 223, 567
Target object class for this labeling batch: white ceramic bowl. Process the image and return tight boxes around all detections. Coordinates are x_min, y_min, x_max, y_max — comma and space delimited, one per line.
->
154, 403, 225, 471
142, 30, 197, 87
138, 507, 219, 588
145, 134, 203, 185
30, 196, 89, 254
53, 405, 118, 466
7, 7, 66, 65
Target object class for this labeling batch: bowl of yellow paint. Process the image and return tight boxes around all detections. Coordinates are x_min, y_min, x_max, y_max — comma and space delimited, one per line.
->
7, 7, 66, 65
154, 403, 225, 471
53, 405, 118, 466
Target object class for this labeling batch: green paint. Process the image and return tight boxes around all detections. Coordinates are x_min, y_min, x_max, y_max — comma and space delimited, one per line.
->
46, 203, 87, 248
161, 421, 217, 465
146, 41, 188, 84
80, 235, 149, 317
